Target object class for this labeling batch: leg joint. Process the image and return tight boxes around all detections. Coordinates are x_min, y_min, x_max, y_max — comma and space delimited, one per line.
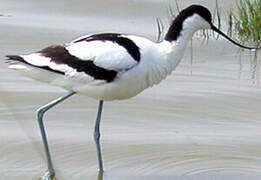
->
36, 107, 47, 121
94, 131, 101, 141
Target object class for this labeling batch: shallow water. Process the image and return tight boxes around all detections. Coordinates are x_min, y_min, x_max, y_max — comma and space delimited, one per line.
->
1, 0, 261, 180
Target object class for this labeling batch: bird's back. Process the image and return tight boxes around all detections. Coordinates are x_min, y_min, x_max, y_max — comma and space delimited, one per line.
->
6, 33, 167, 100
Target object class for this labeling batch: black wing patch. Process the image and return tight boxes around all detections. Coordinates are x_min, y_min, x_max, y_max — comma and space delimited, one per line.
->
39, 46, 117, 82
73, 33, 141, 62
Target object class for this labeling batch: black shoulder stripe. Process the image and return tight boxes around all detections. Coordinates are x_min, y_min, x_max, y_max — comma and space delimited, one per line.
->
39, 46, 117, 82
74, 33, 141, 62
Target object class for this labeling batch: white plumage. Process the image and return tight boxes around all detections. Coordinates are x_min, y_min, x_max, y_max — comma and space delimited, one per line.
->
8, 34, 176, 100
67, 36, 138, 71
5, 5, 256, 179
7, 12, 253, 101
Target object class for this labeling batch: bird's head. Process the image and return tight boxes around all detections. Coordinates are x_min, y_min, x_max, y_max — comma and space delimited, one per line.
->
165, 5, 258, 50
182, 5, 213, 30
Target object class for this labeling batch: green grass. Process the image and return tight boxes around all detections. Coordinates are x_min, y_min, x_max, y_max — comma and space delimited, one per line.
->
228, 0, 261, 48
227, 0, 261, 82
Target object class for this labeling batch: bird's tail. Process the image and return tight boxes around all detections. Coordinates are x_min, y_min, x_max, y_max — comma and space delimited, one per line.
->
5, 55, 34, 73
5, 55, 26, 64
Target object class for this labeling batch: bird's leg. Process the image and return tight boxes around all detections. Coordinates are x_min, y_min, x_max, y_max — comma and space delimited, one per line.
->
94, 100, 104, 173
37, 90, 76, 180
97, 170, 104, 180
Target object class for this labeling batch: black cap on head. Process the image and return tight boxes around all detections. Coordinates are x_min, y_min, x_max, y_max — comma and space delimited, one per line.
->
165, 5, 212, 41
185, 5, 212, 23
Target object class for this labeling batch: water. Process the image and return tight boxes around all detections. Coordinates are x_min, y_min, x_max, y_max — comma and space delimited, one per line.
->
1, 0, 261, 179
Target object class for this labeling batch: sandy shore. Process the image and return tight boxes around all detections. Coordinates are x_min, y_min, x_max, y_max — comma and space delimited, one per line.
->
1, 0, 261, 179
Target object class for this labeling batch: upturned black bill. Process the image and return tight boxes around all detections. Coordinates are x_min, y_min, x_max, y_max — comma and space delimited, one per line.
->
211, 25, 259, 50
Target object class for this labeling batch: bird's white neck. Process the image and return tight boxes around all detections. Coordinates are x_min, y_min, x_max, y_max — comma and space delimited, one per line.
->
142, 15, 208, 88
147, 22, 198, 86
163, 14, 207, 70
163, 25, 197, 70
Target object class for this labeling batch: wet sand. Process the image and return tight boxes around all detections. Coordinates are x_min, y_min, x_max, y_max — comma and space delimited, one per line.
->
1, 0, 261, 180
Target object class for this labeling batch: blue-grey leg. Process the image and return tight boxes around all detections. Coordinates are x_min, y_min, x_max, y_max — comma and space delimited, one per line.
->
37, 90, 76, 180
94, 100, 104, 173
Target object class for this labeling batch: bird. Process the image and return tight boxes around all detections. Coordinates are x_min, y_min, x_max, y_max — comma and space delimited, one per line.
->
5, 4, 257, 180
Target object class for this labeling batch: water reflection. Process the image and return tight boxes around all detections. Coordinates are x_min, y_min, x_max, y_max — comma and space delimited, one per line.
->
97, 171, 103, 180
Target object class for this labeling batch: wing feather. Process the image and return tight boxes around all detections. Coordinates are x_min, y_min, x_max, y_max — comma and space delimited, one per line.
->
66, 39, 138, 71
7, 34, 141, 84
